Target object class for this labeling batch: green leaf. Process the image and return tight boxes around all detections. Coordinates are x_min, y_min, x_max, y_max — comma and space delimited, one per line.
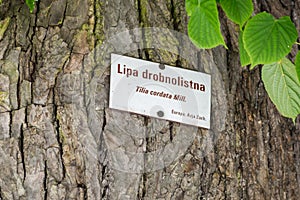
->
262, 58, 300, 121
243, 12, 298, 66
220, 0, 253, 26
26, 0, 36, 13
186, 0, 198, 16
239, 31, 250, 66
187, 0, 226, 49
295, 51, 300, 82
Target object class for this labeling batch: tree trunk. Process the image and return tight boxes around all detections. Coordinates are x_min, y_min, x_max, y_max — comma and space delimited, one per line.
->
0, 0, 299, 199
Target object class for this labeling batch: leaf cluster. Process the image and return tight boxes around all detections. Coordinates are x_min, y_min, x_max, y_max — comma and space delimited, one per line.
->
186, 0, 300, 122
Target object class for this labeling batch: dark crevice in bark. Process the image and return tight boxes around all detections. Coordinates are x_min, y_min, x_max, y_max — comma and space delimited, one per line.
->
43, 160, 48, 200
101, 185, 109, 199
24, 103, 28, 124
92, 0, 98, 48
0, 186, 3, 200
8, 110, 12, 138
101, 164, 106, 180
33, 0, 40, 25
30, 46, 38, 83
142, 114, 150, 200
169, 122, 174, 142
17, 58, 21, 109
101, 107, 106, 132
141, 173, 147, 199
98, 106, 107, 166
77, 183, 88, 199
138, 48, 143, 59
59, 0, 68, 28
29, 64, 35, 102
98, 107, 106, 161
52, 49, 68, 181
54, 107, 66, 181
142, 47, 150, 61
170, 0, 179, 31
52, 75, 66, 183
19, 123, 26, 182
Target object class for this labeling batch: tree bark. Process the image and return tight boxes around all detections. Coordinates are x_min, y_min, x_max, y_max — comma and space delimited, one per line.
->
0, 0, 299, 199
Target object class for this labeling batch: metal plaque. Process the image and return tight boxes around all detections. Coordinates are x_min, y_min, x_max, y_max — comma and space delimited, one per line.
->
109, 53, 211, 129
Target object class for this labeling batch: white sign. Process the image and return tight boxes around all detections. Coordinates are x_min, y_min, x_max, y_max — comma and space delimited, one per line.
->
109, 54, 211, 129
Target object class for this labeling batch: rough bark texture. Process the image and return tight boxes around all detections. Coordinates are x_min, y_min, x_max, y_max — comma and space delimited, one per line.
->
0, 0, 299, 199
